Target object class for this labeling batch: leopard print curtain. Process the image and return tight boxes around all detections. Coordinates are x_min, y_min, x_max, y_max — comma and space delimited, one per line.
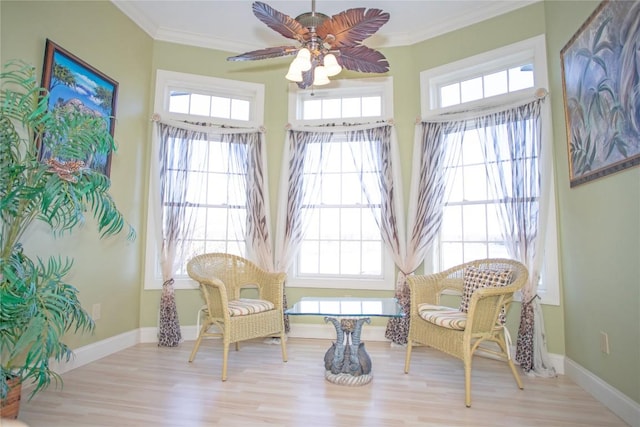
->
158, 279, 181, 347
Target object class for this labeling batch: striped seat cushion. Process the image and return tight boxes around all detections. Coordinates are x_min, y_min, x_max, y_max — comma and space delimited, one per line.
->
418, 303, 467, 330
228, 298, 275, 317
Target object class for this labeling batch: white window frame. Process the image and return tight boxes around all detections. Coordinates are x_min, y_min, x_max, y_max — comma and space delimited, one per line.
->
420, 35, 560, 306
286, 77, 396, 291
421, 35, 548, 116
144, 70, 265, 290
288, 77, 393, 126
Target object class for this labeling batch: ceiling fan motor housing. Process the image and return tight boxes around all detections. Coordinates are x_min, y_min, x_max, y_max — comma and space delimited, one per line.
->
295, 11, 329, 29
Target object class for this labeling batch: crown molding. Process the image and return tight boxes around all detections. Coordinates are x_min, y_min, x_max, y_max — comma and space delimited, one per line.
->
112, 0, 541, 52
154, 27, 267, 54
111, 0, 159, 39
382, 0, 540, 48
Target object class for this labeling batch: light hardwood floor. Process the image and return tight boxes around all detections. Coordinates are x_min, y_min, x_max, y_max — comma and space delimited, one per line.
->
13, 338, 628, 427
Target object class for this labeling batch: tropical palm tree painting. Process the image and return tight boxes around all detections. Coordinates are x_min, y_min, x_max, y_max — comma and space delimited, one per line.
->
561, 0, 640, 187
40, 39, 118, 177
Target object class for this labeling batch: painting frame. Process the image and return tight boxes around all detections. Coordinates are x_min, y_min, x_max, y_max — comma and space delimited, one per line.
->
40, 39, 119, 177
560, 0, 640, 187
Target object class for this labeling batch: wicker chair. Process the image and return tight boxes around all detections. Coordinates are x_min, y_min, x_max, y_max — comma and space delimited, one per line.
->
187, 253, 288, 381
404, 258, 528, 407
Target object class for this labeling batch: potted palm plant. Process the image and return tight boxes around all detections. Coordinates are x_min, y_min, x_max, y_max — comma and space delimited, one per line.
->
0, 60, 134, 418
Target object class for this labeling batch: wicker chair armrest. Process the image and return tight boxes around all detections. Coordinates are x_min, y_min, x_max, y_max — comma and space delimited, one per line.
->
407, 271, 449, 316
256, 272, 286, 309
191, 274, 225, 288
193, 275, 230, 300
198, 280, 232, 320
464, 276, 525, 333
407, 261, 469, 302
471, 281, 521, 299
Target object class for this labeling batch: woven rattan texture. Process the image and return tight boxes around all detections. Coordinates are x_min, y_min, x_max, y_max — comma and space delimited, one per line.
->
404, 258, 528, 407
186, 253, 288, 380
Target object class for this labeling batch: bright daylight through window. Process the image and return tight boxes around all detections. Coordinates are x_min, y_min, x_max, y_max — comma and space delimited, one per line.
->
297, 136, 383, 278
144, 70, 264, 289
288, 78, 395, 290
421, 35, 559, 305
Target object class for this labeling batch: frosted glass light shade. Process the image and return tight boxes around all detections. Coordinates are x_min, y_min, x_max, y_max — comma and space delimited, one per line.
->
312, 66, 330, 86
323, 54, 342, 77
297, 48, 311, 60
294, 48, 312, 71
285, 62, 303, 82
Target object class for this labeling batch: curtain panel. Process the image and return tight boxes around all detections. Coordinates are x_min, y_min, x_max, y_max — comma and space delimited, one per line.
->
385, 120, 462, 344
152, 116, 273, 346
405, 92, 555, 376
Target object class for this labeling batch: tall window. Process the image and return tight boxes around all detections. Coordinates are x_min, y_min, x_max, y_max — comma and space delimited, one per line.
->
168, 136, 249, 262
421, 35, 560, 305
439, 128, 515, 265
285, 78, 396, 290
297, 136, 384, 278
144, 70, 264, 289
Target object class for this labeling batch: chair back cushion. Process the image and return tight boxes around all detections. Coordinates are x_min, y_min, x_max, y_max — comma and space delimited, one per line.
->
228, 298, 275, 317
459, 267, 513, 321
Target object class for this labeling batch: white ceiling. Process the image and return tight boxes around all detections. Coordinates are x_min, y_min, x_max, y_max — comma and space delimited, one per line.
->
111, 0, 539, 53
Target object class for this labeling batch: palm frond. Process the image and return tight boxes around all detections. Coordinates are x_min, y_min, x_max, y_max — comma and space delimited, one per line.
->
42, 109, 114, 161
228, 46, 299, 62
0, 61, 52, 131
1, 59, 133, 401
317, 8, 389, 48
335, 46, 389, 74
5, 255, 93, 398
298, 68, 314, 89
252, 1, 308, 41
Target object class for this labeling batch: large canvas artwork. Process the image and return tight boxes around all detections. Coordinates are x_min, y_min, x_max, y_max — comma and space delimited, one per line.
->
561, 0, 640, 187
40, 39, 118, 177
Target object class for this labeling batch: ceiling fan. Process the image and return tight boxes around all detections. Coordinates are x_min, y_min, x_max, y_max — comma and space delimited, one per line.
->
227, 1, 390, 89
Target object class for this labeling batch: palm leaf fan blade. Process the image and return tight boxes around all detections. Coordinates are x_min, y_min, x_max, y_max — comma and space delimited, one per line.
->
227, 46, 299, 61
317, 8, 390, 48
336, 46, 389, 74
252, 1, 308, 41
298, 68, 314, 89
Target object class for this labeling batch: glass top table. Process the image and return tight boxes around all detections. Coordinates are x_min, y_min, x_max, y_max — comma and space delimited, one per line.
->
286, 297, 404, 318
285, 297, 404, 386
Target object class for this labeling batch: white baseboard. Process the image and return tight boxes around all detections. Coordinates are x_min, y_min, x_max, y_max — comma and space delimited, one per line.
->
547, 352, 565, 375
48, 330, 139, 375
565, 357, 640, 427
40, 327, 636, 427
139, 325, 200, 343
23, 330, 140, 393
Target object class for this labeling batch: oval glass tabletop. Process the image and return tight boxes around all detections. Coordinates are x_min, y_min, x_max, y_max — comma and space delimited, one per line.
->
285, 296, 404, 318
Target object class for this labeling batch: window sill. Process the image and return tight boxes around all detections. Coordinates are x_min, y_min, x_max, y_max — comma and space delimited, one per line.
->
144, 276, 199, 291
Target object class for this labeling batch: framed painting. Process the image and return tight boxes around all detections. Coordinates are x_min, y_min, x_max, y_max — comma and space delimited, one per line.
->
40, 39, 118, 177
560, 0, 640, 187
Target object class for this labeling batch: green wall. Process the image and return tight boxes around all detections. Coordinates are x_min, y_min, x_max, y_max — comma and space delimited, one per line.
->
544, 0, 640, 404
0, 0, 152, 346
2, 0, 638, 406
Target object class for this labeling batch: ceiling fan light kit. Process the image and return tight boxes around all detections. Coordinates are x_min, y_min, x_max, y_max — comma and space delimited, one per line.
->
227, 1, 390, 89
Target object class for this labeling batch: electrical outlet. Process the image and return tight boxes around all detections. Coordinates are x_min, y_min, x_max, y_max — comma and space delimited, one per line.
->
600, 331, 610, 354
92, 303, 101, 321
